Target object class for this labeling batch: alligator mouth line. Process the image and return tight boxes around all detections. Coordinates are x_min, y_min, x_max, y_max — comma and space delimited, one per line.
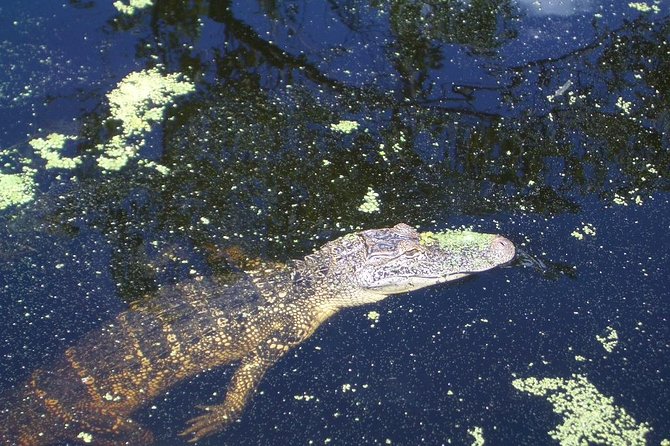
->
367, 273, 471, 289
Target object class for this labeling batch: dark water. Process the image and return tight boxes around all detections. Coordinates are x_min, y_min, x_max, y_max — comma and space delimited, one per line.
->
0, 1, 668, 445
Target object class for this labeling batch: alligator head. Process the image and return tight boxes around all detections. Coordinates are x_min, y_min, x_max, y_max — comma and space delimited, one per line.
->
305, 223, 515, 309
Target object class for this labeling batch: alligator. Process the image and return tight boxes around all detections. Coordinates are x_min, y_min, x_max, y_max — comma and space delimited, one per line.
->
0, 223, 515, 445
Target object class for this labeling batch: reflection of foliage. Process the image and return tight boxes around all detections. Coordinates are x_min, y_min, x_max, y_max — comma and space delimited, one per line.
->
160, 79, 425, 255
499, 16, 670, 204
8, 2, 668, 302
375, 0, 517, 98
381, 0, 516, 50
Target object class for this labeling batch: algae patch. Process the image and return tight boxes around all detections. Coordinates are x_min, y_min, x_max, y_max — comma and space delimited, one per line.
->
596, 326, 619, 353
113, 0, 153, 15
358, 187, 380, 213
1, 132, 79, 211
571, 223, 596, 240
613, 192, 644, 207
512, 374, 650, 446
330, 120, 359, 134
420, 229, 495, 251
97, 68, 194, 171
76, 432, 93, 443
468, 426, 485, 446
0, 170, 36, 210
293, 393, 316, 402
29, 133, 80, 170
615, 97, 633, 115
628, 2, 661, 13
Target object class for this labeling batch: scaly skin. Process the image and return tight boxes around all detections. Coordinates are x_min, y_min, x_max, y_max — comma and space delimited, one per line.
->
0, 223, 514, 445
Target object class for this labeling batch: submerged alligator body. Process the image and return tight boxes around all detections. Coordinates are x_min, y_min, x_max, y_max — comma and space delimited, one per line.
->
0, 223, 515, 445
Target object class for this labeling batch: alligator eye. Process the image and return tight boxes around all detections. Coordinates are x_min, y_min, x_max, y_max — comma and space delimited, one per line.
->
402, 248, 421, 257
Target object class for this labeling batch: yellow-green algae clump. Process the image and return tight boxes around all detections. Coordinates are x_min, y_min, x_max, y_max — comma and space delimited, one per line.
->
512, 374, 650, 446
596, 326, 619, 353
628, 2, 661, 13
76, 431, 93, 443
468, 426, 485, 446
358, 187, 380, 213
29, 133, 80, 169
420, 229, 495, 250
97, 68, 194, 171
113, 0, 153, 15
0, 169, 36, 210
571, 223, 596, 240
330, 120, 360, 134
366, 310, 380, 323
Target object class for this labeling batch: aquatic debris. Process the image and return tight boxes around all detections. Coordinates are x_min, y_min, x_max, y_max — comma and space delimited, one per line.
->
330, 120, 359, 134
358, 187, 380, 213
547, 79, 573, 102
97, 68, 194, 171
596, 326, 619, 353
29, 133, 80, 170
512, 374, 650, 446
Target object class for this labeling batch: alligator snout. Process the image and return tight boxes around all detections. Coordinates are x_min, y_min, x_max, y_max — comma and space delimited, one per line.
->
491, 235, 516, 264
